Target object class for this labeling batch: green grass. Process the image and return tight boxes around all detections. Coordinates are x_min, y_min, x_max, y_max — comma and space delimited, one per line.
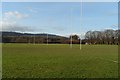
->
2, 44, 118, 78
0, 44, 2, 79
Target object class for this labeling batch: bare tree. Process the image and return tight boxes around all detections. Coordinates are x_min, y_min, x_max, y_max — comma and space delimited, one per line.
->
85, 29, 119, 45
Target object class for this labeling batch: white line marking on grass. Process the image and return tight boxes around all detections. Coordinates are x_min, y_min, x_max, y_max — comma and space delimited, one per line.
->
97, 57, 118, 63
107, 59, 118, 63
113, 61, 118, 63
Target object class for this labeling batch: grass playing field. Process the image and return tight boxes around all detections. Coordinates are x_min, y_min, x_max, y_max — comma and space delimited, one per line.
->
2, 44, 118, 78
0, 44, 2, 79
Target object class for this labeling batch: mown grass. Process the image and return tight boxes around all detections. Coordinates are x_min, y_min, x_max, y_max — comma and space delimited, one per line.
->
2, 44, 118, 78
0, 44, 2, 79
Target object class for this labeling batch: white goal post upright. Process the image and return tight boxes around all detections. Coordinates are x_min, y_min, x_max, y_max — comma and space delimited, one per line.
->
47, 33, 48, 45
80, 0, 82, 50
70, 34, 72, 48
80, 34, 82, 50
70, 8, 73, 48
46, 17, 51, 45
34, 34, 35, 44
46, 17, 53, 45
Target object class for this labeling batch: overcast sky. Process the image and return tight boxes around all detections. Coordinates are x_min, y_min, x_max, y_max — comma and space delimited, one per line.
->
1, 2, 118, 37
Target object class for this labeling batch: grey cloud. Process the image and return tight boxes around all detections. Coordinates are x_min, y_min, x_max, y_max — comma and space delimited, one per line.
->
2, 24, 34, 32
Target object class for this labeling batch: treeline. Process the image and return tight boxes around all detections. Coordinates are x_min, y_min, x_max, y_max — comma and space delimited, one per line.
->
2, 36, 81, 44
1, 29, 119, 45
1, 32, 80, 44
2, 36, 70, 44
84, 29, 119, 45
